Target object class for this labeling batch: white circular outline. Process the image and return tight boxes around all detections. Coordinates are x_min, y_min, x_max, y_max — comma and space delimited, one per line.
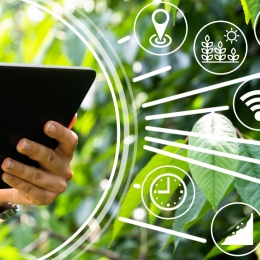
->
254, 12, 260, 45
211, 202, 260, 257
150, 173, 187, 211
134, 2, 188, 56
233, 77, 260, 131
19, 0, 138, 259
141, 165, 195, 220
149, 34, 172, 48
193, 20, 248, 75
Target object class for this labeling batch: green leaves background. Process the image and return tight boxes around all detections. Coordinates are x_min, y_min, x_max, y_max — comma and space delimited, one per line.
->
0, 0, 260, 259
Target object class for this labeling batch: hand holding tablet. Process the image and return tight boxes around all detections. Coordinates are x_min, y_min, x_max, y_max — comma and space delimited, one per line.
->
0, 64, 95, 209
0, 120, 77, 206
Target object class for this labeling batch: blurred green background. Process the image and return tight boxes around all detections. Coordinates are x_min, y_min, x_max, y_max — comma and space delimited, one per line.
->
0, 0, 260, 259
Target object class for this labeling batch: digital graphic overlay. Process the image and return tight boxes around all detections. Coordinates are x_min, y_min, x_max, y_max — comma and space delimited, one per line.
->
19, 0, 138, 259
150, 9, 172, 48
118, 166, 206, 243
134, 2, 188, 56
211, 203, 260, 257
233, 78, 260, 131
142, 73, 260, 186
6, 0, 260, 259
140, 166, 195, 220
194, 21, 248, 75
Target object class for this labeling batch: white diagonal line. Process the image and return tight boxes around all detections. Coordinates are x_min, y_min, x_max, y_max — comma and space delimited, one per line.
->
133, 66, 171, 82
145, 106, 229, 121
118, 217, 207, 243
142, 73, 260, 108
145, 137, 260, 165
144, 145, 260, 184
145, 126, 260, 147
117, 35, 131, 44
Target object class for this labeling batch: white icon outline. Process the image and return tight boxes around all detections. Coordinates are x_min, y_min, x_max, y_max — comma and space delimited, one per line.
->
194, 20, 248, 75
233, 78, 260, 131
211, 202, 260, 257
134, 2, 188, 56
150, 173, 187, 211
141, 165, 195, 220
149, 9, 172, 48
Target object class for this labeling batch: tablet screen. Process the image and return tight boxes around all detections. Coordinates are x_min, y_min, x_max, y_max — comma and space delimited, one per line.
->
0, 64, 96, 189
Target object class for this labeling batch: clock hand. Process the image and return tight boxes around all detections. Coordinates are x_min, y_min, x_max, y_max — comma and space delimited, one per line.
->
158, 177, 170, 194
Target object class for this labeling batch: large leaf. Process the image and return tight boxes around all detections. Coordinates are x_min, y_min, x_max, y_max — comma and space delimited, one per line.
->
240, 0, 260, 26
234, 144, 260, 211
111, 141, 188, 243
188, 113, 239, 210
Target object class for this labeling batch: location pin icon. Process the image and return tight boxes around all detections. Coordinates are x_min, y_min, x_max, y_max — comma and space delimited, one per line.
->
152, 9, 170, 41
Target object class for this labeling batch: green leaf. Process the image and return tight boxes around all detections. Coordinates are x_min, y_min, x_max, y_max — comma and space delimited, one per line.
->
165, 0, 180, 26
188, 113, 239, 210
111, 141, 188, 244
247, 0, 260, 26
234, 144, 260, 211
240, 0, 260, 26
240, 0, 251, 24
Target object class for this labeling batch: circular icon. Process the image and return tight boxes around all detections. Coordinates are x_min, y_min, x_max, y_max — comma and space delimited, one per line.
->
150, 173, 187, 211
233, 78, 260, 131
134, 2, 188, 56
211, 202, 260, 257
194, 21, 248, 75
141, 166, 195, 220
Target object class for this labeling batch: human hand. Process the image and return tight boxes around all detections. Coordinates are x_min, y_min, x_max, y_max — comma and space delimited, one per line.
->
0, 120, 78, 206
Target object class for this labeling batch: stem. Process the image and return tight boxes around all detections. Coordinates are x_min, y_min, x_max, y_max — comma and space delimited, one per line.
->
235, 127, 243, 139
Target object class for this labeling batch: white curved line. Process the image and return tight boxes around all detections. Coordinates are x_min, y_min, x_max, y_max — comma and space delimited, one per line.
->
250, 104, 260, 111
245, 97, 260, 106
254, 12, 260, 45
240, 90, 260, 101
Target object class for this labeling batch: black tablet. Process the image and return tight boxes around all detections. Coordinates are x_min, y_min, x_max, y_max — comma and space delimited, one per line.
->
0, 64, 96, 189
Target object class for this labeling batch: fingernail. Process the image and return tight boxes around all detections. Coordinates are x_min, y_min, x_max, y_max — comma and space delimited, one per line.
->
47, 123, 56, 133
6, 160, 14, 169
3, 173, 12, 180
22, 140, 30, 151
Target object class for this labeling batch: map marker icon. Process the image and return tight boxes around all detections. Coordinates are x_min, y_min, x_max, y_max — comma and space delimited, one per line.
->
152, 9, 170, 41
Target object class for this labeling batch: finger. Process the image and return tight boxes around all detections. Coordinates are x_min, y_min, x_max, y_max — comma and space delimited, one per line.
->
1, 176, 56, 205
16, 138, 67, 175
1, 158, 67, 192
44, 121, 78, 158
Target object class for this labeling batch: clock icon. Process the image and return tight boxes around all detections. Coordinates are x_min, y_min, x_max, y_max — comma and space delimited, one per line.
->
141, 166, 195, 220
150, 173, 187, 211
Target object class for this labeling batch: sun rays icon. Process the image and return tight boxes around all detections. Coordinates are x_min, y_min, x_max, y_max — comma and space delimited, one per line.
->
224, 28, 240, 44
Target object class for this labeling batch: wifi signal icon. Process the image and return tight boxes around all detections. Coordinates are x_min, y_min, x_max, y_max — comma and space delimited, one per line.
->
240, 90, 260, 121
